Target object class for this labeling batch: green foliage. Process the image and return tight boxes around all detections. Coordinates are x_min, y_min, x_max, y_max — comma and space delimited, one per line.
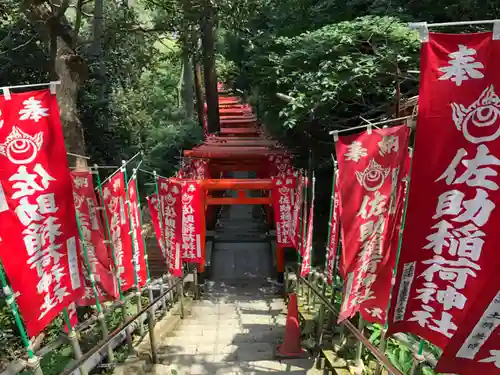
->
0, 300, 23, 368
1, 2, 202, 174
215, 52, 238, 86
223, 15, 420, 155
0, 1, 49, 86
220, 14, 420, 268
365, 323, 444, 375
78, 4, 203, 171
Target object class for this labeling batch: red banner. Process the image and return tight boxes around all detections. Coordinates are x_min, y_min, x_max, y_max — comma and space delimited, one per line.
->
0, 89, 84, 336
272, 177, 295, 247
180, 181, 204, 264
102, 170, 135, 291
300, 181, 315, 278
326, 170, 340, 285
436, 276, 500, 374
336, 126, 409, 324
128, 177, 148, 287
387, 31, 500, 348
146, 193, 166, 260
71, 171, 118, 305
158, 177, 182, 277
291, 173, 304, 250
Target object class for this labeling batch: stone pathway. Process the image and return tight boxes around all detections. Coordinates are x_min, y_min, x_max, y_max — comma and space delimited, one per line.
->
157, 280, 322, 374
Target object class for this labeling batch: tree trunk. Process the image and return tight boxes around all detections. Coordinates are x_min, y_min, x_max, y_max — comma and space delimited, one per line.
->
92, 0, 106, 100
193, 60, 205, 129
181, 38, 194, 118
180, 0, 194, 119
54, 35, 87, 169
22, 1, 87, 169
200, 0, 220, 134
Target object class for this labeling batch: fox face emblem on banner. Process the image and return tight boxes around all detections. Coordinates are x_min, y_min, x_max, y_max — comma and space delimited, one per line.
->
335, 125, 409, 324
388, 31, 500, 359
0, 89, 85, 336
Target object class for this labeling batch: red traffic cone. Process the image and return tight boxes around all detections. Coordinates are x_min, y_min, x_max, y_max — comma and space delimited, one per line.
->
276, 293, 308, 358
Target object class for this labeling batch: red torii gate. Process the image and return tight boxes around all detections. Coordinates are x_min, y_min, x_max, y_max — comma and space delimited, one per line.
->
184, 86, 292, 277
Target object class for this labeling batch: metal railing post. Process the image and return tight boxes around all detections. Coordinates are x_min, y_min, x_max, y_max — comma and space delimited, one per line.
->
147, 308, 158, 364
59, 273, 190, 375
179, 272, 185, 319
27, 355, 44, 375
193, 265, 200, 300
306, 273, 312, 308
159, 281, 167, 313
63, 310, 87, 375
411, 341, 426, 375
354, 316, 365, 368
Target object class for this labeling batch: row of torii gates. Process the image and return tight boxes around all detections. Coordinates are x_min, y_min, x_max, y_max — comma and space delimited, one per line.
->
185, 84, 290, 277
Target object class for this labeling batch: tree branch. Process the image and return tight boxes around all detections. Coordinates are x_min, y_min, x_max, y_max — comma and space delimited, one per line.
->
126, 26, 171, 32
73, 0, 84, 47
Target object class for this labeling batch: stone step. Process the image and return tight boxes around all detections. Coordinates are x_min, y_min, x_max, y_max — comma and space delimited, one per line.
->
158, 342, 275, 364
213, 235, 269, 243
167, 315, 285, 328
217, 218, 267, 226
151, 358, 324, 375
165, 329, 284, 345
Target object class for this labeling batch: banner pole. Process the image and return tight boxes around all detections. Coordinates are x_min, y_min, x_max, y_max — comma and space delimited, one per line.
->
409, 19, 500, 29
298, 170, 308, 298
153, 172, 169, 309
325, 161, 339, 328
324, 161, 337, 273
132, 168, 154, 303
0, 262, 44, 375
329, 240, 342, 327
122, 160, 145, 337
308, 172, 316, 274
93, 165, 134, 353
306, 173, 316, 308
305, 151, 313, 305
74, 213, 114, 361
375, 145, 415, 375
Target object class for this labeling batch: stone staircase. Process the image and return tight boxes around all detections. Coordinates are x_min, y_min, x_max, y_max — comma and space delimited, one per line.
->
154, 280, 322, 374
